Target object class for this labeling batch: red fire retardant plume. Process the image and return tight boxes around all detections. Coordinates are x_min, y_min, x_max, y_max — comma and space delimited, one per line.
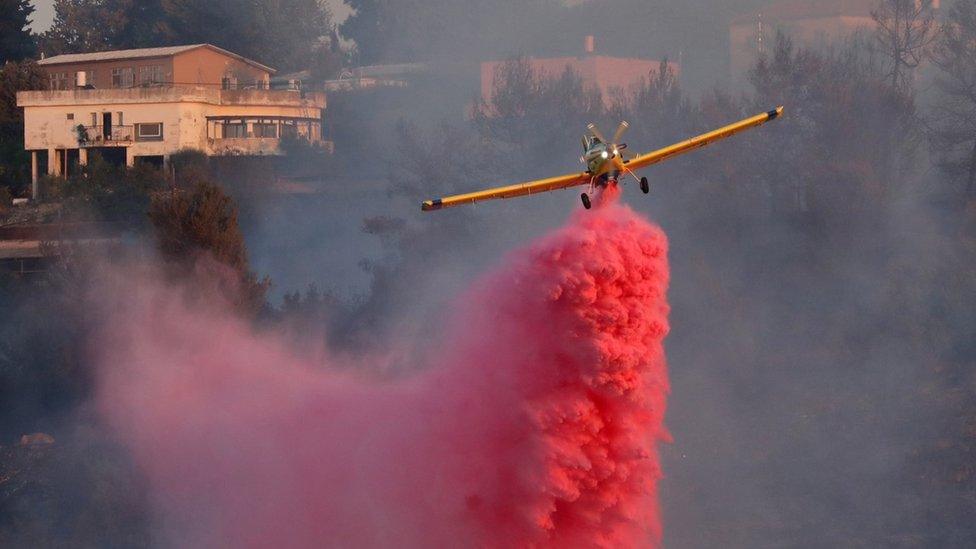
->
94, 195, 671, 548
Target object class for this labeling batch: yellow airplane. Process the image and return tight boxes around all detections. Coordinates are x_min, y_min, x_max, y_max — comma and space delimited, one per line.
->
422, 107, 784, 211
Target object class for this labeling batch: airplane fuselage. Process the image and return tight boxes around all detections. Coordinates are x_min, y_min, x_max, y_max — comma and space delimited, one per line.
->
583, 140, 627, 186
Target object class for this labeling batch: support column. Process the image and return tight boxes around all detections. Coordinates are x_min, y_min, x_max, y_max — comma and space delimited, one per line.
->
125, 149, 135, 168
79, 148, 89, 166
47, 148, 58, 176
30, 151, 39, 201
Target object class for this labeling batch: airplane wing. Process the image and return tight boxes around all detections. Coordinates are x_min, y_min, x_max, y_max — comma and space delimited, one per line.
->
421, 171, 589, 211
420, 107, 783, 212
625, 107, 783, 171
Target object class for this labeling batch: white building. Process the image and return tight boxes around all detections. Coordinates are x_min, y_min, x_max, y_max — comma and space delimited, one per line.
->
17, 45, 328, 197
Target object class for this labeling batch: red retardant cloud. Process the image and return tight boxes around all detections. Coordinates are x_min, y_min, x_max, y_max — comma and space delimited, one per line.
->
94, 197, 671, 548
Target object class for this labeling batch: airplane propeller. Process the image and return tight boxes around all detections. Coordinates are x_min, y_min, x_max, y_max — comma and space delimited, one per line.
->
611, 121, 630, 145
588, 121, 632, 158
586, 122, 607, 143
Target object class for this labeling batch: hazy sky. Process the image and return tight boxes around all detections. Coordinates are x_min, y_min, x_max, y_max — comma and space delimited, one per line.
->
29, 0, 353, 32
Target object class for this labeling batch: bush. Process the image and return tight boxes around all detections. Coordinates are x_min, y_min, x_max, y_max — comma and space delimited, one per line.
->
149, 179, 270, 317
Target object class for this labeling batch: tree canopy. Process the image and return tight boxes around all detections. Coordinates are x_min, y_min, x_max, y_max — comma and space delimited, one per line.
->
41, 0, 334, 72
0, 0, 36, 64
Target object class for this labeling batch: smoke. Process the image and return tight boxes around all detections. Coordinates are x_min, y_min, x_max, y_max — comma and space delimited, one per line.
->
92, 195, 671, 547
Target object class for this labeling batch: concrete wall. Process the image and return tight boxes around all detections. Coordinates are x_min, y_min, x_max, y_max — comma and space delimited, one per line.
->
173, 47, 270, 88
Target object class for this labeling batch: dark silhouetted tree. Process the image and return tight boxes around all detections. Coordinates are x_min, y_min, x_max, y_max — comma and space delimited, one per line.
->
41, 0, 123, 55
872, 0, 938, 90
744, 32, 918, 214
0, 0, 36, 63
42, 0, 333, 72
0, 61, 44, 196
148, 176, 269, 317
930, 0, 976, 196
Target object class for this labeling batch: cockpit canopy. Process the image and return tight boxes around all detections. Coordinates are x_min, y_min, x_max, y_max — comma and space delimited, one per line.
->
582, 134, 603, 152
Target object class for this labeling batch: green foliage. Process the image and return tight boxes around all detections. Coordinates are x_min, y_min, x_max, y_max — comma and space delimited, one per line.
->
340, 0, 383, 63
148, 176, 270, 317
41, 0, 120, 55
0, 434, 151, 546
0, 0, 36, 63
278, 135, 336, 178
0, 61, 44, 197
0, 266, 92, 441
42, 0, 334, 72
277, 284, 344, 347
168, 148, 210, 184
45, 155, 166, 227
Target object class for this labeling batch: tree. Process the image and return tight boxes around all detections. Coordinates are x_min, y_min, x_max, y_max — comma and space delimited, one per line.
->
148, 172, 269, 317
872, 0, 938, 90
41, 0, 333, 72
0, 0, 36, 63
473, 57, 602, 167
930, 0, 976, 197
50, 154, 166, 226
340, 0, 385, 63
41, 0, 122, 55
615, 60, 696, 156
0, 61, 45, 196
341, 0, 563, 65
743, 32, 918, 214
157, 0, 331, 71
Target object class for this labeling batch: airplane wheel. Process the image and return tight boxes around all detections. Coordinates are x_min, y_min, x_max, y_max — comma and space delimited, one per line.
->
581, 193, 592, 210
640, 177, 650, 194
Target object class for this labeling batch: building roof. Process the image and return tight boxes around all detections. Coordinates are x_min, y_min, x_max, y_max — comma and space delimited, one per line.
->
37, 44, 276, 74
732, 0, 876, 25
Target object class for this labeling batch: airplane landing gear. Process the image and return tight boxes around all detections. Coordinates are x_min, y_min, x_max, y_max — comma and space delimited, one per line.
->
640, 177, 650, 194
581, 193, 592, 210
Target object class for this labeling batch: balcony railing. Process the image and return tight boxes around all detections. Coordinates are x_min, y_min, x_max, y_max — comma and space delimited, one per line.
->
76, 125, 134, 146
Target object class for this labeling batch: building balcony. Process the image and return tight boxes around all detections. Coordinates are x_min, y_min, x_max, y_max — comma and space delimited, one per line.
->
76, 125, 134, 146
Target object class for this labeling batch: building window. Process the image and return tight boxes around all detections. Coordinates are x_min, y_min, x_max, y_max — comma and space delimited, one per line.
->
135, 123, 163, 141
66, 113, 74, 120
280, 122, 298, 139
211, 117, 321, 140
139, 65, 164, 86
221, 76, 238, 90
112, 67, 134, 88
75, 70, 94, 87
49, 72, 68, 90
222, 123, 247, 138
253, 122, 278, 138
